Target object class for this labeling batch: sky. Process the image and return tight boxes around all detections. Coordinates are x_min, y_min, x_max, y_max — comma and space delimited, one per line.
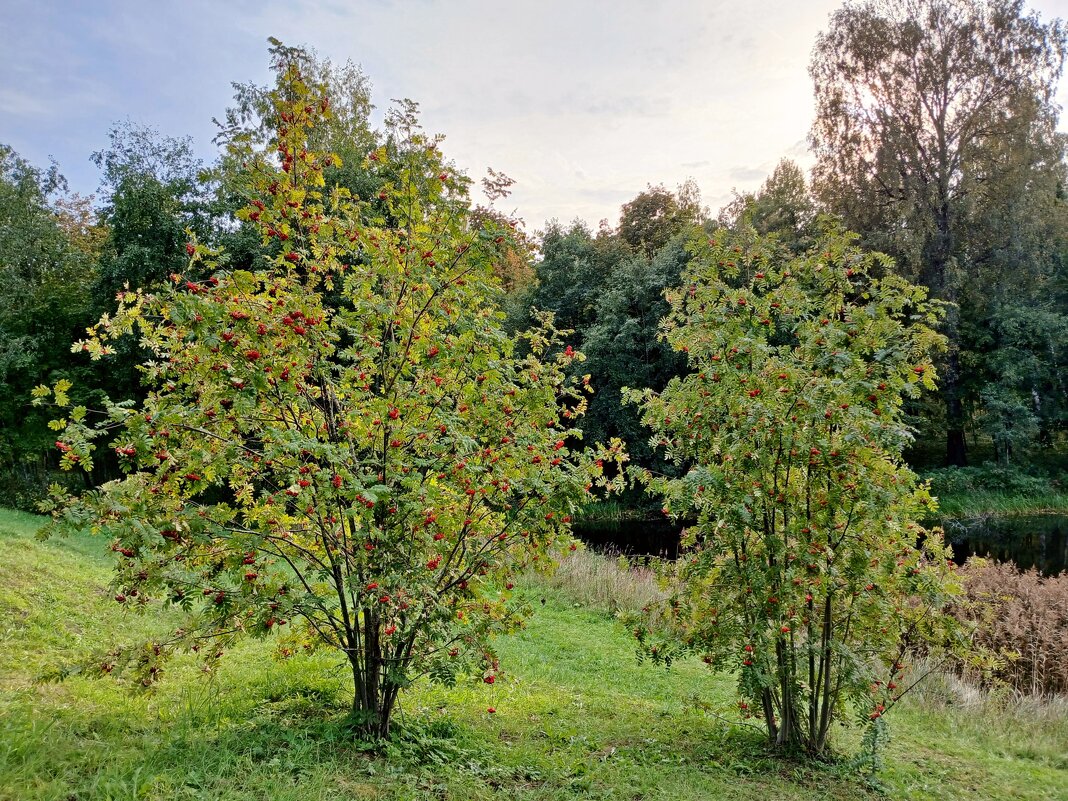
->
3, 0, 1068, 232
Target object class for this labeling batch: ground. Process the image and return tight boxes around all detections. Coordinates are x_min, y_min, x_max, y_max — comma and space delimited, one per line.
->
1, 508, 1066, 800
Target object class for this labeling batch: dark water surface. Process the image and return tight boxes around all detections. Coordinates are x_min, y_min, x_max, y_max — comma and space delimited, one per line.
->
942, 514, 1066, 575
575, 513, 1067, 576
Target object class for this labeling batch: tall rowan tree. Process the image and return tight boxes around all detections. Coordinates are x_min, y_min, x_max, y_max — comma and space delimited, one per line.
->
212, 38, 379, 275
809, 0, 1067, 465
39, 53, 623, 740
626, 227, 964, 755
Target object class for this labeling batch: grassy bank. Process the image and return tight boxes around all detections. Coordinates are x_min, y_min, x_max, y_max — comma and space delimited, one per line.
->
922, 466, 1068, 519
2, 509, 1067, 800
572, 499, 648, 525
929, 489, 1068, 519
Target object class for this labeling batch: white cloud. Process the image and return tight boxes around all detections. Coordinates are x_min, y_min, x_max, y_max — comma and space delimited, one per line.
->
4, 0, 1066, 230
0, 88, 51, 117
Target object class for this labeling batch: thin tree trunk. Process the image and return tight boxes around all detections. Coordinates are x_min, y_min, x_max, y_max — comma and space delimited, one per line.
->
929, 195, 966, 468
762, 688, 779, 744
944, 350, 967, 467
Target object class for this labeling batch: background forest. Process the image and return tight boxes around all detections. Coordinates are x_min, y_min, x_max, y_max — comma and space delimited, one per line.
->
3, 3, 1067, 518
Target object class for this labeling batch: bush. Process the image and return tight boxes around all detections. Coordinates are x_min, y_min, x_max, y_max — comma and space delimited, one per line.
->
625, 226, 962, 756
950, 559, 1068, 696
36, 54, 625, 741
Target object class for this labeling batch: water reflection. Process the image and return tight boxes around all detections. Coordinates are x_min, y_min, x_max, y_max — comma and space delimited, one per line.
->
941, 514, 1066, 576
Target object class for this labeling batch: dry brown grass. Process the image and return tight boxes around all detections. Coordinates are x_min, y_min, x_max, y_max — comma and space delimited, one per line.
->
950, 559, 1068, 696
526, 547, 668, 615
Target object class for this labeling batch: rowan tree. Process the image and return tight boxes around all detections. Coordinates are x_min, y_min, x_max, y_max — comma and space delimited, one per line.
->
625, 227, 965, 756
38, 59, 623, 739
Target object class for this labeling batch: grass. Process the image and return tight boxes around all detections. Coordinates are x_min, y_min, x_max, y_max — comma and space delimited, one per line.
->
921, 465, 1068, 519
573, 499, 645, 524
534, 548, 666, 615
1, 508, 1067, 800
930, 489, 1068, 519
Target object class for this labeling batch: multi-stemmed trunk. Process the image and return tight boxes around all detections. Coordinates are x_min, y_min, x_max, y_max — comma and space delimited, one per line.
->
759, 592, 838, 757
345, 611, 405, 740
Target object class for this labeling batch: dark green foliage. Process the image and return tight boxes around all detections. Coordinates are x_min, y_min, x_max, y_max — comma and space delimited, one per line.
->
525, 220, 627, 336
618, 181, 703, 257
809, 0, 1068, 466
89, 123, 218, 405
971, 294, 1068, 463
0, 146, 97, 506
718, 160, 818, 252
521, 193, 705, 498
91, 121, 215, 302
924, 464, 1062, 498
581, 235, 690, 474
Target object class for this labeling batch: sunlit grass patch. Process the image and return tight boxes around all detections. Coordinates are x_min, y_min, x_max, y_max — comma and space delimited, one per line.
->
2, 507, 1066, 800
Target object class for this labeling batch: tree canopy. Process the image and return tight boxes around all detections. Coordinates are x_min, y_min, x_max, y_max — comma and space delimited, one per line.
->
39, 56, 624, 740
0, 146, 98, 502
810, 0, 1068, 465
626, 227, 963, 754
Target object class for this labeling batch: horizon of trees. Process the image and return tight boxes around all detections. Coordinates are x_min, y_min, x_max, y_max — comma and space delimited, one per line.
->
2, 1, 1067, 513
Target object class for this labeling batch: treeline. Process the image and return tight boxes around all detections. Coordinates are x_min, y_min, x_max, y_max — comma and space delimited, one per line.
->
3, 2, 1068, 513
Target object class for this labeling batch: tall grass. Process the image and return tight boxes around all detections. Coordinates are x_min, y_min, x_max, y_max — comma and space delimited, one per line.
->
933, 490, 1068, 519
923, 465, 1068, 518
524, 548, 667, 615
571, 499, 642, 525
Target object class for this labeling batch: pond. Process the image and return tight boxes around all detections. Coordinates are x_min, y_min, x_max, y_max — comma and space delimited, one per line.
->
574, 513, 1068, 576
941, 514, 1067, 576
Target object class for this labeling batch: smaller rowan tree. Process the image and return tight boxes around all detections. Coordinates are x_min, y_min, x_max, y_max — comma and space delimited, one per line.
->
625, 226, 964, 756
37, 58, 623, 739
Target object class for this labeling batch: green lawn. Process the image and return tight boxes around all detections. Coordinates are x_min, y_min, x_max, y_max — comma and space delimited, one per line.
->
1, 508, 1066, 800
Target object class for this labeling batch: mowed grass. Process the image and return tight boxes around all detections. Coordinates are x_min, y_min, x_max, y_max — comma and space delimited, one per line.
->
1, 508, 1066, 800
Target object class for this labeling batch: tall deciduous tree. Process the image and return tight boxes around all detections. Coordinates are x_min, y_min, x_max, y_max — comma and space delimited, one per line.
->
92, 121, 214, 305
0, 146, 97, 504
40, 56, 623, 740
581, 235, 690, 477
718, 160, 818, 253
619, 181, 703, 258
524, 205, 698, 492
525, 219, 628, 337
89, 122, 218, 411
809, 0, 1067, 465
